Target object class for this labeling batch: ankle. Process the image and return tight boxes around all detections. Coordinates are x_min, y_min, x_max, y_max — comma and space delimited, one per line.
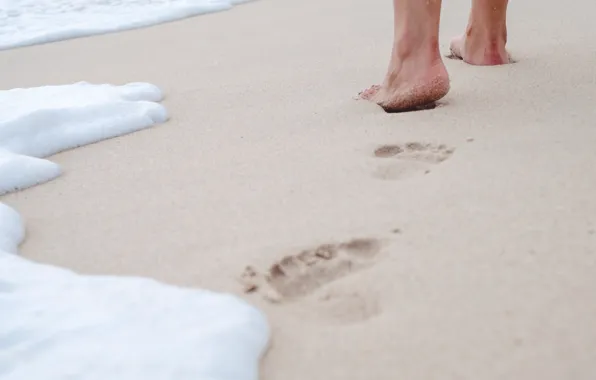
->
394, 35, 442, 64
465, 23, 507, 47
461, 24, 508, 65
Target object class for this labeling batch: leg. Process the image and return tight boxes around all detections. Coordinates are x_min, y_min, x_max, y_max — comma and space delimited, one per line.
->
449, 0, 509, 65
360, 0, 449, 112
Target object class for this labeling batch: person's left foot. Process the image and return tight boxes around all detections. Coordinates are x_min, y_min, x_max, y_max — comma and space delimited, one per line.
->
359, 48, 450, 113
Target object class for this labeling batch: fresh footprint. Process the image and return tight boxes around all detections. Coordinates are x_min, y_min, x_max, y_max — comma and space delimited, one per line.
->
373, 142, 454, 180
240, 238, 382, 303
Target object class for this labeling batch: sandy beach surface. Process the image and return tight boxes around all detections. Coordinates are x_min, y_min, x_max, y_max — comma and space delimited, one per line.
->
2, 0, 596, 378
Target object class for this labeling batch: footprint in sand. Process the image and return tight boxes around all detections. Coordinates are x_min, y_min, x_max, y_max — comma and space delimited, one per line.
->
240, 238, 383, 303
372, 142, 454, 180
308, 289, 382, 324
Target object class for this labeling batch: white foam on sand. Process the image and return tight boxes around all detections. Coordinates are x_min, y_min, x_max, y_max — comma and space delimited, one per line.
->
0, 0, 253, 51
0, 82, 167, 194
0, 82, 270, 380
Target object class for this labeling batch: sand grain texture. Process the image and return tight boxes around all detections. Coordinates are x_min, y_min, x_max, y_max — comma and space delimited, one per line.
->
2, 0, 596, 379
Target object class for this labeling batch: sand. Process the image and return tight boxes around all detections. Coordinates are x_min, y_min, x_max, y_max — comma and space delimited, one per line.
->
1, 0, 596, 378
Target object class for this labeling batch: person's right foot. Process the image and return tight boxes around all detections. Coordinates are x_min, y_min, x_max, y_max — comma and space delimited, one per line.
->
448, 30, 510, 65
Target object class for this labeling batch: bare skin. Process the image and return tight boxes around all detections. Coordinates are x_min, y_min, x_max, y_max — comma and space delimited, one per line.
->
361, 0, 510, 113
449, 0, 510, 65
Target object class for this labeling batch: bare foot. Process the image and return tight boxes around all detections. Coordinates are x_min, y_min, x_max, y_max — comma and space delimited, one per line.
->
449, 0, 511, 65
448, 33, 510, 65
359, 59, 450, 113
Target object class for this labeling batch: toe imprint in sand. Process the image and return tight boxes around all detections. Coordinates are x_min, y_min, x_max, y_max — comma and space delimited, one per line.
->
240, 238, 382, 303
373, 142, 454, 180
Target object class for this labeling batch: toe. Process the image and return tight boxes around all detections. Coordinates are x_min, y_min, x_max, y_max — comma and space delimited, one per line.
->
447, 36, 464, 60
358, 84, 381, 100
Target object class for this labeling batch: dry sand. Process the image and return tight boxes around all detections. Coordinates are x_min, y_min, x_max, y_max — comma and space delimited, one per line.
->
2, 0, 596, 378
